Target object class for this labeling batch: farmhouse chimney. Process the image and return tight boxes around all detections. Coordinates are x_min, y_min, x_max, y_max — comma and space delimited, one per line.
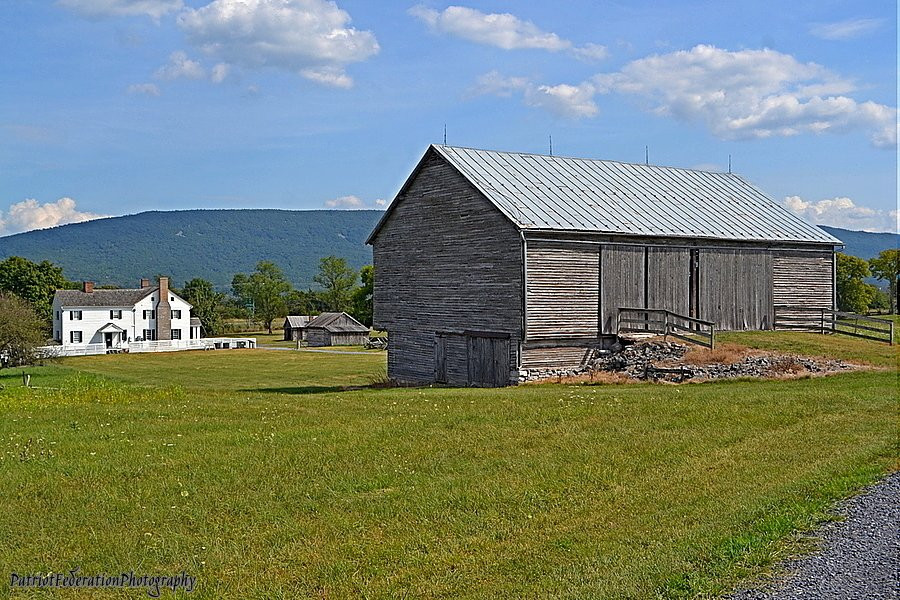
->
140, 278, 150, 288
82, 281, 94, 293
156, 276, 172, 341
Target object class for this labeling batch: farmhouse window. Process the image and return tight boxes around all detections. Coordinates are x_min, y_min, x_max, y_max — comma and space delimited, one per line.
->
142, 329, 155, 341
172, 310, 182, 319
70, 331, 82, 343
171, 329, 181, 340
70, 310, 82, 320
143, 310, 155, 319
110, 310, 122, 319
56, 311, 60, 321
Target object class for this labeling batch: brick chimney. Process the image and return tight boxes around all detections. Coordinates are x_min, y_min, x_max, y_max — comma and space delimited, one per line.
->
140, 278, 151, 288
156, 276, 172, 341
82, 281, 94, 293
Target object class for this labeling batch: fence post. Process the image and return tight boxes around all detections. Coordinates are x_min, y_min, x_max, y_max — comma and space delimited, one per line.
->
891, 321, 895, 346
821, 309, 825, 335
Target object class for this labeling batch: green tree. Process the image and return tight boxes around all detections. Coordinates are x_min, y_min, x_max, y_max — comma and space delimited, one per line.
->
0, 256, 69, 323
313, 256, 357, 312
286, 289, 325, 316
836, 253, 875, 313
182, 278, 226, 336
350, 265, 374, 327
0, 293, 46, 368
869, 249, 899, 314
231, 262, 291, 333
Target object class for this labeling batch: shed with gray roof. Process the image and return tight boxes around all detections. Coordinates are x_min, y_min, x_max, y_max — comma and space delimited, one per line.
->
368, 145, 842, 386
304, 312, 369, 347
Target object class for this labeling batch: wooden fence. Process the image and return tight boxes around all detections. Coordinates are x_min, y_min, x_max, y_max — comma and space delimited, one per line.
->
773, 305, 894, 345
617, 307, 716, 349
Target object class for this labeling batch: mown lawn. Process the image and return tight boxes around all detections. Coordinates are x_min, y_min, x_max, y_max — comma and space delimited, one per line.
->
0, 335, 896, 599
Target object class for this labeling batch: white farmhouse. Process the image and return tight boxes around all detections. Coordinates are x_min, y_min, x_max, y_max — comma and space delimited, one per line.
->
51, 277, 200, 350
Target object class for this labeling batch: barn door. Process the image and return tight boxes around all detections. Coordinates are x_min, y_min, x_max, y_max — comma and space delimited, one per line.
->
689, 249, 700, 319
466, 334, 510, 387
434, 333, 447, 383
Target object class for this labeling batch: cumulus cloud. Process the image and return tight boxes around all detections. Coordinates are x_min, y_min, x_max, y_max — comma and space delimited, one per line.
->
526, 82, 598, 118
324, 195, 385, 209
0, 198, 108, 235
590, 45, 897, 148
154, 50, 205, 80
471, 71, 597, 118
177, 0, 379, 88
472, 45, 898, 143
126, 82, 161, 96
784, 195, 898, 233
58, 0, 183, 20
409, 5, 606, 60
810, 18, 883, 40
210, 62, 230, 83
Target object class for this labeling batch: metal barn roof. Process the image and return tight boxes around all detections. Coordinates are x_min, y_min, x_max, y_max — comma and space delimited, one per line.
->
421, 145, 840, 245
305, 312, 369, 333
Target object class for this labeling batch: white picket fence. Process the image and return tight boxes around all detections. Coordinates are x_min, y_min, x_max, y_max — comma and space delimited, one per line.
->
37, 337, 256, 358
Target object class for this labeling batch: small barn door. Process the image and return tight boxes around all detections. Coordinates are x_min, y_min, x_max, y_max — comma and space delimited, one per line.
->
466, 333, 510, 387
434, 333, 447, 383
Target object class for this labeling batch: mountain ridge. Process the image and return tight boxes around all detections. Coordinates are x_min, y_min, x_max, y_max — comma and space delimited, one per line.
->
0, 210, 894, 290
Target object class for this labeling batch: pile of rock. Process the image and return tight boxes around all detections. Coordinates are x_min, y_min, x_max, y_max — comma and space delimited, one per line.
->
589, 341, 688, 378
524, 340, 856, 383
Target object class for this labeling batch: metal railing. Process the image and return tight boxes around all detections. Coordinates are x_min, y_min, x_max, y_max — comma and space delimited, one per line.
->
773, 305, 894, 345
617, 307, 716, 349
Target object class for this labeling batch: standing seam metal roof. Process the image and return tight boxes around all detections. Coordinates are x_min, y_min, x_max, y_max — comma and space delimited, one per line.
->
428, 145, 841, 245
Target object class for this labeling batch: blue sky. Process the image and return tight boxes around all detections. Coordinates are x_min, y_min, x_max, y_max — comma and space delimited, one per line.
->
1, 0, 896, 234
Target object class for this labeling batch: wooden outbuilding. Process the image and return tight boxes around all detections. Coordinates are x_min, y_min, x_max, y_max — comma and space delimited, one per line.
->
367, 145, 842, 387
304, 312, 369, 347
283, 315, 311, 341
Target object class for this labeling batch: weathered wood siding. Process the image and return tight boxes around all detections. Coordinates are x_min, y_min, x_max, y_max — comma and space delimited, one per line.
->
371, 150, 523, 385
521, 345, 595, 371
600, 245, 645, 334
647, 247, 691, 315
773, 251, 834, 308
306, 329, 329, 347
698, 249, 773, 330
526, 242, 598, 339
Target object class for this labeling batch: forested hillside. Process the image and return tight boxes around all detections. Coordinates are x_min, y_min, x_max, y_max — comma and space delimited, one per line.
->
0, 210, 383, 289
0, 210, 895, 290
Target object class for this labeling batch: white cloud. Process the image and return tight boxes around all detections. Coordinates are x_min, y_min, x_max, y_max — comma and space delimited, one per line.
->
178, 0, 379, 88
210, 63, 230, 83
784, 195, 898, 233
126, 82, 161, 96
572, 43, 609, 62
469, 70, 529, 97
324, 195, 384, 209
154, 51, 206, 80
471, 72, 597, 119
58, 0, 182, 20
810, 18, 883, 40
591, 44, 896, 148
0, 198, 108, 235
409, 5, 606, 60
409, 5, 568, 51
526, 82, 598, 118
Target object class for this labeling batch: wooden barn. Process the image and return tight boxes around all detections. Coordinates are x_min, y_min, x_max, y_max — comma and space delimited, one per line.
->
283, 315, 311, 341
304, 312, 369, 347
367, 145, 842, 387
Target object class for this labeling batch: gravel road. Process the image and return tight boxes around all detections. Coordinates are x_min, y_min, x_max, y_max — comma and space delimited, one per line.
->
731, 471, 899, 599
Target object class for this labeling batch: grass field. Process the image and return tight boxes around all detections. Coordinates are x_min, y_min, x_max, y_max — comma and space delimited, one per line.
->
0, 332, 896, 598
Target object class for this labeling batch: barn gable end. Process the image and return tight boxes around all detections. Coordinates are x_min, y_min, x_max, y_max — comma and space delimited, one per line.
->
372, 149, 524, 385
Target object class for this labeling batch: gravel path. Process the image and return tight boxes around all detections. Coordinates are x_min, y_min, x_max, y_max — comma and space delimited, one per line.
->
731, 471, 899, 599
